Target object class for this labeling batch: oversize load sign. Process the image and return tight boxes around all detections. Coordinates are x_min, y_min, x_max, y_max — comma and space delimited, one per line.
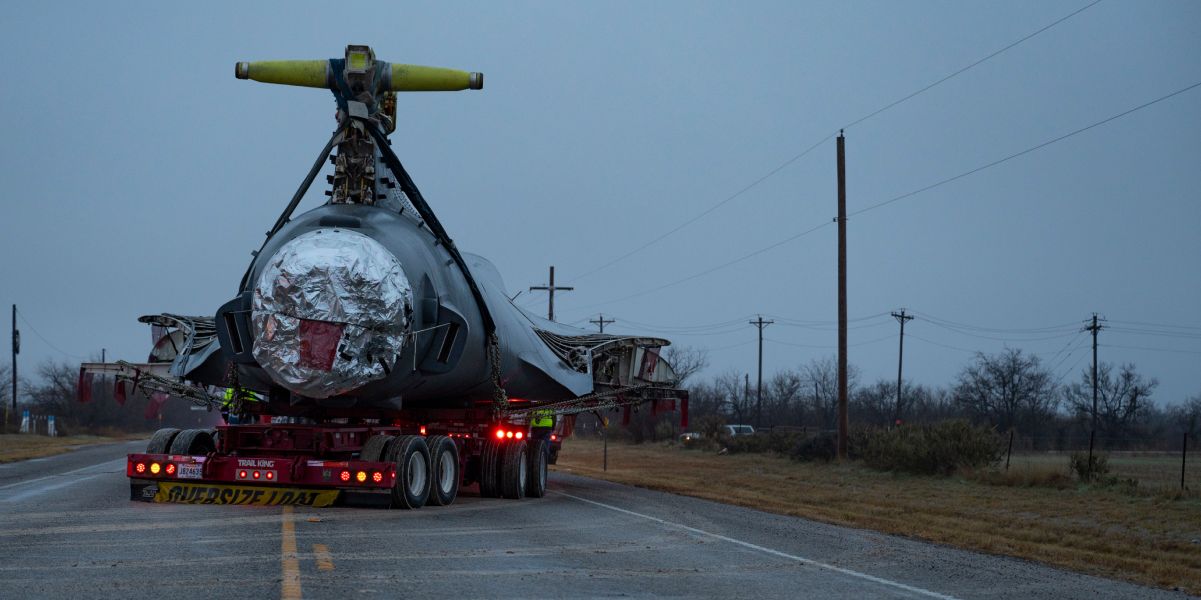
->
155, 482, 338, 507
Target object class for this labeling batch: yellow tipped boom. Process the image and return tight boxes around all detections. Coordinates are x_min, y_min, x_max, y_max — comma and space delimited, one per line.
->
235, 60, 482, 91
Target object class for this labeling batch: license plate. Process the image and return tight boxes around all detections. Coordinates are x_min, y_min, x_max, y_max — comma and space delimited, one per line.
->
178, 464, 203, 479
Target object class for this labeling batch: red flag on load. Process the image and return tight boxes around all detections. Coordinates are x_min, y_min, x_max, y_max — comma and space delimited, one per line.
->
299, 319, 345, 371
77, 370, 94, 403
113, 380, 127, 406
145, 392, 168, 420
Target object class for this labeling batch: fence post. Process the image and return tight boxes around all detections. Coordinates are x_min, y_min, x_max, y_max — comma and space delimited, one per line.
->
1183, 432, 1189, 491
1005, 430, 1014, 471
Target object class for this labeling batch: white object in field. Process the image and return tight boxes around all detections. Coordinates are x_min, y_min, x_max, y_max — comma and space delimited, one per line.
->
47, 416, 56, 437
19, 409, 30, 433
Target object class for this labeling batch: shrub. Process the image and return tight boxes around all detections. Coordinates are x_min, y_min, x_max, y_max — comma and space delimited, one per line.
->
790, 432, 837, 462
1069, 451, 1110, 482
721, 430, 806, 455
859, 420, 1002, 475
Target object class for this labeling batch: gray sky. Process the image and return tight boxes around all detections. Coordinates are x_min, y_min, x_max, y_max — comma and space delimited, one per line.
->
2, 1, 1199, 405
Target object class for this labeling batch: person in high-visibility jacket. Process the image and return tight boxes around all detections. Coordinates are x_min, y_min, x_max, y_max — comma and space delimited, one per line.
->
530, 408, 555, 441
221, 386, 260, 425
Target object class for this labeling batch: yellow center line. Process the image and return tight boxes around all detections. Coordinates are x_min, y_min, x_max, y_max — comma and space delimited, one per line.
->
313, 543, 335, 572
281, 506, 302, 600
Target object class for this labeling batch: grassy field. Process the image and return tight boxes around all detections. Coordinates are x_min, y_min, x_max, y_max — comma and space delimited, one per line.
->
553, 438, 1201, 595
0, 433, 138, 463
1005, 451, 1198, 492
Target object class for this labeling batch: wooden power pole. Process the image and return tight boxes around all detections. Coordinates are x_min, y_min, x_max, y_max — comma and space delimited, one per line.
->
836, 131, 849, 460
891, 309, 913, 424
529, 265, 574, 322
749, 315, 773, 429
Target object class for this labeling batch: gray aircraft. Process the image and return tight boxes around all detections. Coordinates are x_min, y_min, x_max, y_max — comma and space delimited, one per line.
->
92, 45, 687, 427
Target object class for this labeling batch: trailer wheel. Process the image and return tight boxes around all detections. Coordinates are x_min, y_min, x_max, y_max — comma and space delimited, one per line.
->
525, 439, 548, 498
425, 435, 460, 506
500, 440, 528, 500
478, 439, 502, 498
145, 428, 181, 454
360, 434, 395, 462
168, 429, 216, 456
387, 435, 431, 509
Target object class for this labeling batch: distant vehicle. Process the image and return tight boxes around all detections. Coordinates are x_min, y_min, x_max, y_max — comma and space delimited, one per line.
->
723, 424, 755, 437
678, 432, 703, 443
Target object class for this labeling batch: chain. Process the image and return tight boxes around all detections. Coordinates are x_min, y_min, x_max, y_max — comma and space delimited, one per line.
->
488, 333, 510, 417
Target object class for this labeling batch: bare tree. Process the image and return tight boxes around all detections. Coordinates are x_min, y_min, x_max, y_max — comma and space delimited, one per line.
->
765, 369, 804, 426
1063, 362, 1158, 440
1170, 392, 1201, 439
953, 348, 1056, 433
802, 356, 858, 430
663, 346, 709, 386
712, 370, 751, 424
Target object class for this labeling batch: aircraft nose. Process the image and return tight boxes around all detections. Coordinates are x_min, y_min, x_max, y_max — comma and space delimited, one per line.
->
250, 228, 413, 399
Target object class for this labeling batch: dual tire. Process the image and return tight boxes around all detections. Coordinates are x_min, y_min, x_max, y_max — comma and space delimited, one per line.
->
371, 434, 461, 510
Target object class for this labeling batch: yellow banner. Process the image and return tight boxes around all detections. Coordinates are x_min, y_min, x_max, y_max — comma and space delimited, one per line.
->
155, 482, 339, 507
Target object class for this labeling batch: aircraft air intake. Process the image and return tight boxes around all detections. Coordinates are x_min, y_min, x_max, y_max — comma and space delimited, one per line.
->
250, 228, 413, 399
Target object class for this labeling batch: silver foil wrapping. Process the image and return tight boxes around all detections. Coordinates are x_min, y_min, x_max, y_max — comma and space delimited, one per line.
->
251, 229, 412, 399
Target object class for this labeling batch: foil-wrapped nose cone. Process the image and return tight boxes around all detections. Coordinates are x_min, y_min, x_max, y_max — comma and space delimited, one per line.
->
251, 229, 413, 399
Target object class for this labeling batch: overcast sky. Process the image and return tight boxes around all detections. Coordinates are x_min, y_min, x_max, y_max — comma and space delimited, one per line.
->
2, 1, 1198, 406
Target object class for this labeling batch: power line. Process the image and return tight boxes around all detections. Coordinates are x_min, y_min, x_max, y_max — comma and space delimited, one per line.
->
1101, 344, 1201, 356
567, 0, 1105, 285
569, 135, 834, 284
15, 309, 87, 360
841, 0, 1105, 130
574, 79, 1201, 310
848, 79, 1201, 219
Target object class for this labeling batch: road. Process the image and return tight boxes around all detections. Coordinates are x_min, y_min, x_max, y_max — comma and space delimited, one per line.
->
0, 441, 1187, 599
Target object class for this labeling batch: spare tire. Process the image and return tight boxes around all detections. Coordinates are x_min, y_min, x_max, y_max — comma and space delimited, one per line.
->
360, 434, 395, 462
168, 429, 216, 456
146, 428, 181, 454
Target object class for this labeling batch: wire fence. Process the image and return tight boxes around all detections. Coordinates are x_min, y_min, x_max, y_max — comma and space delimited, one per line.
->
1001, 431, 1198, 492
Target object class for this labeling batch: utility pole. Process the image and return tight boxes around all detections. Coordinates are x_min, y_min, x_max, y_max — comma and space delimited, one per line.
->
1084, 313, 1105, 477
589, 314, 615, 333
102, 348, 106, 363
891, 309, 914, 425
744, 373, 750, 424
11, 304, 18, 416
836, 130, 849, 459
749, 315, 773, 429
529, 265, 573, 322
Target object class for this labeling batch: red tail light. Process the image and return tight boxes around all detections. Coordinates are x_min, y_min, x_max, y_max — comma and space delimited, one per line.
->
135, 462, 146, 474
419, 425, 427, 435
339, 470, 351, 482
495, 429, 505, 439
372, 471, 383, 483
550, 434, 558, 442
515, 431, 524, 440
239, 470, 249, 479
505, 431, 513, 439
252, 471, 261, 480
165, 463, 177, 476
265, 471, 275, 481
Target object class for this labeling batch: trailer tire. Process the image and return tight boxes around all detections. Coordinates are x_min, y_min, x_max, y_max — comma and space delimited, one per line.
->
425, 436, 460, 506
360, 434, 395, 462
145, 428, 181, 454
388, 435, 431, 509
500, 440, 528, 500
479, 439, 502, 498
525, 439, 548, 498
168, 429, 216, 456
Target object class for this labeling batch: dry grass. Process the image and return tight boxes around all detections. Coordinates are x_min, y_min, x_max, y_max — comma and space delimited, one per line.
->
0, 433, 138, 463
554, 439, 1201, 594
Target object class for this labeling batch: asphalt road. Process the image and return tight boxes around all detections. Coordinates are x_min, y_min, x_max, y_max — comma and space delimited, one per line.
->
0, 441, 1189, 599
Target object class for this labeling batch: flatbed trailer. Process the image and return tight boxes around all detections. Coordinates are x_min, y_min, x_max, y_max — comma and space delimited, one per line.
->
127, 417, 554, 509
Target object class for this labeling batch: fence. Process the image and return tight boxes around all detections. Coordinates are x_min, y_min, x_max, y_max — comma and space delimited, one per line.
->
1002, 431, 1197, 492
